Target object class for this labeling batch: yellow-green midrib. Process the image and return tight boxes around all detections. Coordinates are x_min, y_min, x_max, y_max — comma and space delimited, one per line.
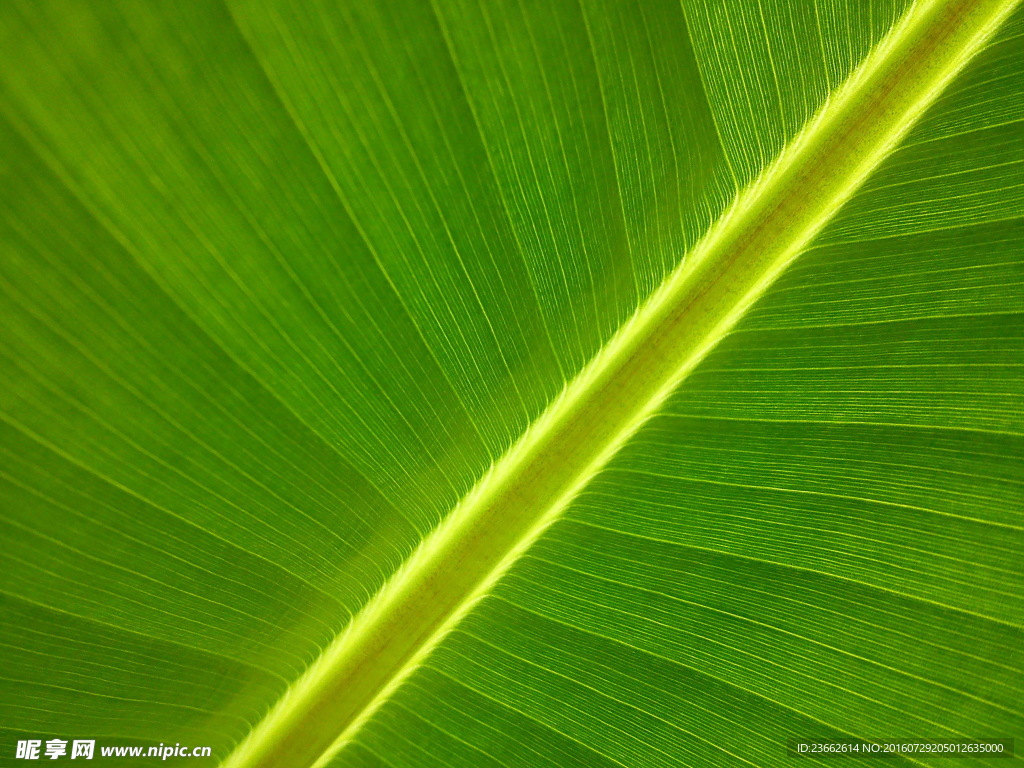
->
220, 0, 1021, 766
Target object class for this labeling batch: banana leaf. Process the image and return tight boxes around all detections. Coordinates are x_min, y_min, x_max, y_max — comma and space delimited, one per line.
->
0, 0, 1021, 766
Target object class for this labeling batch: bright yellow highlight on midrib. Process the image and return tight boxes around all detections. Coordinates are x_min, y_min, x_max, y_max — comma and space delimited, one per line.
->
221, 1, 1020, 766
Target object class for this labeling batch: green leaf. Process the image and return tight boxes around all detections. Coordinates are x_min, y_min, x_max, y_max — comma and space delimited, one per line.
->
0, 0, 1021, 767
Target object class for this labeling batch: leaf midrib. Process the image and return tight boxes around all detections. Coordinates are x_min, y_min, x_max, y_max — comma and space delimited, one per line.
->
221, 1, 1019, 766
